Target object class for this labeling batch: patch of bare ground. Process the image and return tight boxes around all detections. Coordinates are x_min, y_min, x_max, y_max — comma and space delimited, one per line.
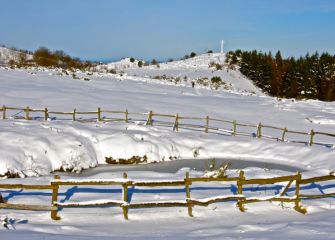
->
0, 171, 20, 178
105, 155, 148, 164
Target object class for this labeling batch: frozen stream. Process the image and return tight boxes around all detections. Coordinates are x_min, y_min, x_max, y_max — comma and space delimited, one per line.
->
56, 158, 305, 177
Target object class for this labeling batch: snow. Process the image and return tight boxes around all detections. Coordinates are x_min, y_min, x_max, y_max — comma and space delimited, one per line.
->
0, 62, 334, 177
188, 195, 245, 203
52, 178, 130, 184
307, 116, 335, 125
0, 53, 335, 238
0, 47, 32, 64
96, 57, 145, 71
1, 169, 335, 239
121, 53, 263, 95
1, 119, 335, 178
55, 199, 126, 207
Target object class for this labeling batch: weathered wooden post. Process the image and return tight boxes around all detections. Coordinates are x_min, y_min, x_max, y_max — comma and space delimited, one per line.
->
185, 171, 193, 217
97, 107, 101, 121
237, 170, 244, 195
237, 170, 245, 212
205, 116, 209, 133
233, 120, 237, 136
294, 172, 306, 214
173, 114, 179, 132
125, 109, 129, 123
25, 106, 30, 120
51, 175, 61, 220
281, 128, 287, 142
2, 105, 6, 120
44, 108, 49, 121
256, 123, 262, 138
122, 172, 129, 220
146, 111, 153, 126
72, 109, 76, 121
0, 193, 5, 203
309, 129, 315, 146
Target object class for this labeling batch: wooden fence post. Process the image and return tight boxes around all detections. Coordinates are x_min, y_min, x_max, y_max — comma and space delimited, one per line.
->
44, 108, 48, 121
173, 114, 179, 132
294, 172, 306, 214
72, 109, 76, 121
185, 172, 193, 217
51, 175, 60, 220
125, 109, 129, 123
237, 170, 245, 212
97, 107, 101, 121
256, 123, 262, 138
233, 120, 237, 136
122, 172, 129, 220
205, 116, 209, 133
309, 129, 315, 146
0, 193, 4, 203
2, 105, 6, 120
25, 106, 30, 120
147, 111, 153, 126
281, 128, 287, 142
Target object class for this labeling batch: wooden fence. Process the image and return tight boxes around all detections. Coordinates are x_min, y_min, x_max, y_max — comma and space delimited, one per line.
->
0, 105, 334, 147
1, 171, 335, 220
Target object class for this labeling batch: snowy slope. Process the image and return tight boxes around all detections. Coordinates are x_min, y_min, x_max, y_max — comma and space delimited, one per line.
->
0, 46, 32, 64
96, 57, 145, 71
98, 53, 262, 95
1, 62, 335, 239
151, 52, 226, 69
0, 67, 334, 177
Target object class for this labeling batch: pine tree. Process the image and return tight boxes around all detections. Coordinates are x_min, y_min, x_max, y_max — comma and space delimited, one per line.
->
225, 49, 335, 101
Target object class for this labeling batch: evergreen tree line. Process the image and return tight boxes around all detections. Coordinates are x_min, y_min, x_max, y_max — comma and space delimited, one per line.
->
226, 50, 335, 101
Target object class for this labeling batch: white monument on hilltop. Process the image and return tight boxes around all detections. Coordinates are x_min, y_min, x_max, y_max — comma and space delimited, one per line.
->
220, 40, 224, 53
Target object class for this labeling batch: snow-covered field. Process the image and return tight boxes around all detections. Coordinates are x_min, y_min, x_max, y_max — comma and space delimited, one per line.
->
1, 53, 335, 239
1, 168, 335, 239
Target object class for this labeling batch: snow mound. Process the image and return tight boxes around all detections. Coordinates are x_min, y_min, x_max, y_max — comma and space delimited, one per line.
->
97, 58, 145, 71
1, 119, 334, 178
152, 53, 226, 70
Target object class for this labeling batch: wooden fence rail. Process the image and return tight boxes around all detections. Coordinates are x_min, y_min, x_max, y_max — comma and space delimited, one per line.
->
0, 105, 335, 147
1, 171, 335, 220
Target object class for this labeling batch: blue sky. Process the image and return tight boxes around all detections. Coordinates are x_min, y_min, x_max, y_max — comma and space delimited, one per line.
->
0, 0, 334, 61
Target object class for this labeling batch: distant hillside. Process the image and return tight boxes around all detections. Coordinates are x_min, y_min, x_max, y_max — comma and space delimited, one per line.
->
156, 53, 226, 69
96, 58, 146, 72
98, 53, 227, 71
0, 46, 33, 65
0, 46, 95, 70
101, 53, 263, 95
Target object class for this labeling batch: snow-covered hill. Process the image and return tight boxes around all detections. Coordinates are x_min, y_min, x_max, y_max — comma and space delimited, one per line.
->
152, 53, 226, 69
99, 53, 262, 95
0, 46, 32, 64
96, 57, 145, 71
102, 53, 226, 70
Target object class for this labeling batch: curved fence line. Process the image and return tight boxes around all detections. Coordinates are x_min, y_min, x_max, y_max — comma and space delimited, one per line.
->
1, 105, 335, 148
1, 171, 335, 220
